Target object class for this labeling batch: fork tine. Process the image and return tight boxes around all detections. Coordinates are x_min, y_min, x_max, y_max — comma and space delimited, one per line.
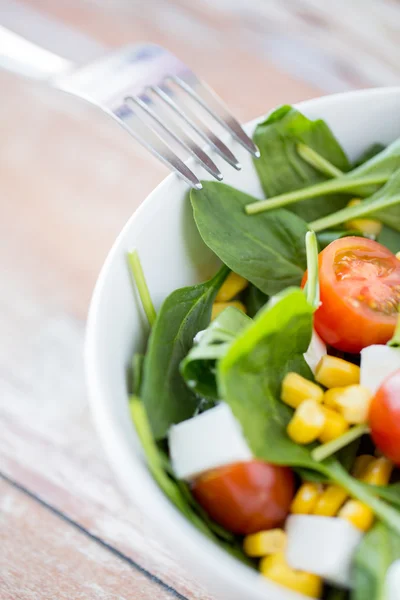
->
151, 84, 242, 171
126, 95, 223, 181
111, 103, 202, 189
171, 75, 260, 158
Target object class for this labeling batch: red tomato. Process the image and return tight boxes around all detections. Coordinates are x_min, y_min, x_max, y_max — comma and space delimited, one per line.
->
191, 460, 294, 535
302, 237, 400, 353
369, 368, 400, 466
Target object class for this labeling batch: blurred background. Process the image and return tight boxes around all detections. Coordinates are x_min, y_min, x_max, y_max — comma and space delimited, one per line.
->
0, 1, 399, 599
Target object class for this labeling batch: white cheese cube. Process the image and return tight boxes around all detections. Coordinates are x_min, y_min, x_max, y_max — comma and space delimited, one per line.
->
304, 329, 327, 374
360, 344, 400, 395
169, 403, 252, 481
285, 515, 363, 589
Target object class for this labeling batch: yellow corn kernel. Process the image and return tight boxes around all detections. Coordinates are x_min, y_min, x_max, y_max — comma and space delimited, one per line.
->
211, 301, 246, 320
243, 529, 287, 557
345, 199, 382, 237
323, 387, 346, 409
215, 272, 248, 302
281, 372, 324, 409
287, 400, 326, 445
315, 356, 360, 388
338, 500, 374, 532
361, 457, 393, 486
290, 483, 323, 515
260, 552, 322, 598
396, 251, 400, 261
333, 385, 373, 424
352, 455, 375, 479
319, 407, 349, 443
313, 485, 348, 516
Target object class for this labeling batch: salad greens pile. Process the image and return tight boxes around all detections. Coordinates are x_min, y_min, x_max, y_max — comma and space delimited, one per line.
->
128, 105, 400, 599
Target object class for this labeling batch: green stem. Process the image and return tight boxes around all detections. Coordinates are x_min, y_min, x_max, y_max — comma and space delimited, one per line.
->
388, 310, 400, 347
311, 424, 369, 462
245, 176, 388, 215
310, 193, 400, 232
127, 250, 157, 327
305, 231, 319, 310
327, 460, 400, 536
297, 143, 344, 178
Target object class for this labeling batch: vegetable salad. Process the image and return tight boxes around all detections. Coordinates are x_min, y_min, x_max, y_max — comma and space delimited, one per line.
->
127, 105, 400, 599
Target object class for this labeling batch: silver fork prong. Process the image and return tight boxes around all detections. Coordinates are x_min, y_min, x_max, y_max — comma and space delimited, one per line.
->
110, 103, 202, 189
151, 85, 242, 171
126, 95, 223, 181
171, 75, 260, 158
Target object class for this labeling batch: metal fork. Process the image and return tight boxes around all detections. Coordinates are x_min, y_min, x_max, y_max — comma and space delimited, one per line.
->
0, 29, 259, 189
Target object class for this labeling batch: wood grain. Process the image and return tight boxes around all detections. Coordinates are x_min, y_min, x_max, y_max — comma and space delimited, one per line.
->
1, 0, 399, 599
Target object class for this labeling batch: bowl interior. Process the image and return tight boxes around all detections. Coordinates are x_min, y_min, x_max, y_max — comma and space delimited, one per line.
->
86, 88, 400, 600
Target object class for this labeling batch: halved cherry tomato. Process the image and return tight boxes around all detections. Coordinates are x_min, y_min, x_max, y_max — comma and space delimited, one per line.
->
191, 460, 294, 535
302, 237, 400, 353
369, 368, 400, 466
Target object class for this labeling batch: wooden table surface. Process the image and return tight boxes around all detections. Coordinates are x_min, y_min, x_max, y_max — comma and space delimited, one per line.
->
1, 1, 400, 598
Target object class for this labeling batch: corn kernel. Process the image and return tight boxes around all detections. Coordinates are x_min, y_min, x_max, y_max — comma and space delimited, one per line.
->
323, 387, 346, 409
313, 485, 348, 516
339, 500, 374, 531
260, 552, 322, 598
290, 483, 323, 515
361, 457, 393, 486
351, 455, 375, 479
243, 529, 286, 557
396, 251, 400, 261
315, 356, 360, 388
319, 407, 349, 443
211, 301, 246, 320
333, 385, 372, 424
216, 272, 248, 302
281, 373, 324, 409
345, 199, 382, 237
287, 400, 326, 445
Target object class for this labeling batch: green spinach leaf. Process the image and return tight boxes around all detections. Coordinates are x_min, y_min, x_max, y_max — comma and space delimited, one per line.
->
141, 265, 228, 439
253, 105, 351, 221
317, 230, 365, 250
180, 307, 252, 401
353, 143, 386, 168
352, 522, 400, 600
190, 182, 309, 296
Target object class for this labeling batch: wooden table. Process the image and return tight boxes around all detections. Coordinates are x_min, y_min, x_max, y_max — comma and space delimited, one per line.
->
1, 1, 399, 598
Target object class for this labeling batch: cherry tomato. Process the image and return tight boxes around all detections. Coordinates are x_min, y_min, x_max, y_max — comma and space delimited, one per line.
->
191, 460, 294, 535
302, 237, 400, 353
369, 368, 400, 466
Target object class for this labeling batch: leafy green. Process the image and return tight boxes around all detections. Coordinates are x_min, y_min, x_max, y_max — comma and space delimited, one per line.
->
180, 307, 252, 400
218, 287, 317, 467
141, 265, 229, 439
310, 169, 400, 232
352, 522, 400, 600
190, 182, 309, 296
361, 482, 400, 510
253, 105, 351, 221
297, 142, 344, 178
246, 138, 400, 216
311, 425, 369, 462
130, 396, 253, 566
127, 250, 157, 326
378, 225, 400, 253
217, 287, 400, 533
324, 587, 349, 600
387, 313, 400, 348
243, 284, 269, 317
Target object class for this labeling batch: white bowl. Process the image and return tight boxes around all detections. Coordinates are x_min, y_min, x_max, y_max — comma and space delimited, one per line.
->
85, 87, 400, 600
